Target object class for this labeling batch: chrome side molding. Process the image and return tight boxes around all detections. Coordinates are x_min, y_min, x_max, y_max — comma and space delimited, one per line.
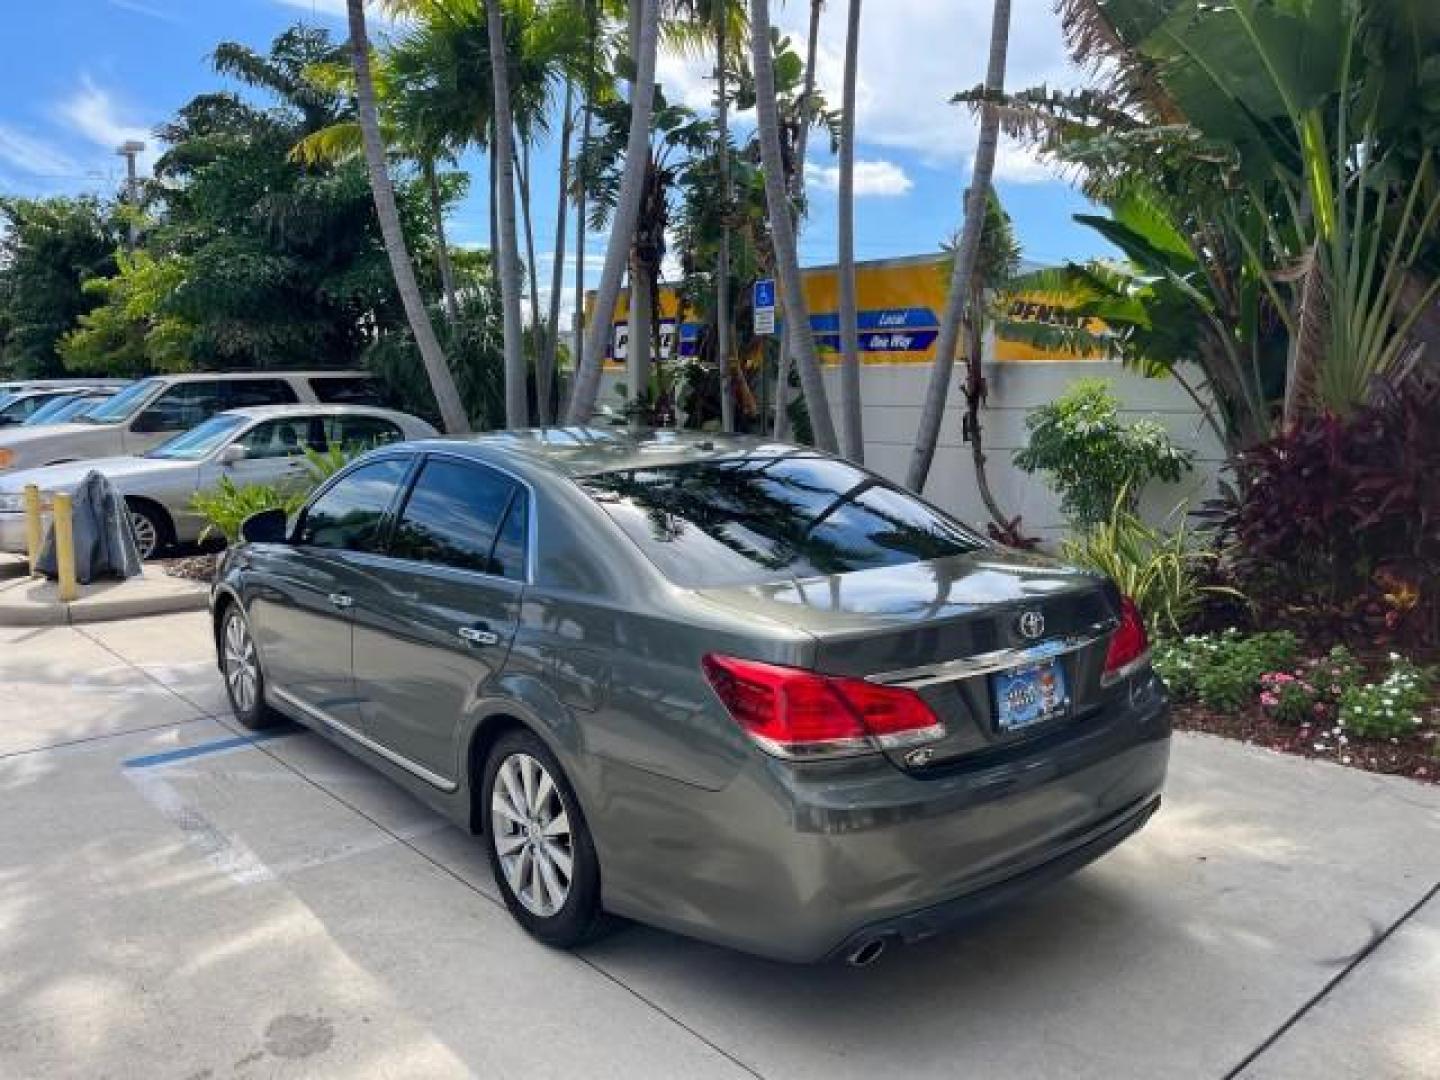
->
270, 686, 459, 793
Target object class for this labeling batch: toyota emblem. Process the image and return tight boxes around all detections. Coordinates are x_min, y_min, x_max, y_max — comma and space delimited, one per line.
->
1017, 610, 1045, 640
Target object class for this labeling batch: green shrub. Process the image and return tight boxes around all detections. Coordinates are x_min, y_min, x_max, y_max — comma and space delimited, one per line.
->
1338, 656, 1433, 739
192, 476, 305, 545
1061, 491, 1237, 637
1258, 646, 1367, 725
1014, 379, 1193, 529
1153, 629, 1299, 711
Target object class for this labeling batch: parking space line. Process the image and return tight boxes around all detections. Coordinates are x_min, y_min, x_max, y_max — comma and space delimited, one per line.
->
0, 715, 209, 762
122, 722, 302, 769
76, 620, 769, 1079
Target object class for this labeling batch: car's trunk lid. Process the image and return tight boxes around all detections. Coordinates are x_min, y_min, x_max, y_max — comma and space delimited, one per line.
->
694, 550, 1119, 771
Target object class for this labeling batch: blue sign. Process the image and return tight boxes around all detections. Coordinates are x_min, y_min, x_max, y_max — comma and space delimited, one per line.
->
810, 307, 939, 335
754, 278, 776, 311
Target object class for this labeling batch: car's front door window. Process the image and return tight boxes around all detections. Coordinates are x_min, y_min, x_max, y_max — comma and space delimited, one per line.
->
132, 382, 224, 434
298, 458, 409, 552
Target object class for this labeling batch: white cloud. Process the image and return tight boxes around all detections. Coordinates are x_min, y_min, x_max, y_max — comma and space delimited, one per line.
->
0, 125, 79, 176
271, 0, 348, 18
987, 137, 1061, 185
770, 0, 1077, 165
107, 0, 181, 22
806, 159, 914, 197
55, 77, 156, 170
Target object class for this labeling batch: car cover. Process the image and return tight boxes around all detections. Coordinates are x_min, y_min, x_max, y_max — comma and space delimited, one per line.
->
36, 470, 143, 584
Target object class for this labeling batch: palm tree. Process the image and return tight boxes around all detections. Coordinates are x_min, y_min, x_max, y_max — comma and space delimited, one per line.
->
770, 0, 823, 440
485, 0, 528, 427
346, 0, 470, 434
749, 0, 837, 452
906, 0, 1011, 491
835, 0, 862, 461
566, 0, 661, 425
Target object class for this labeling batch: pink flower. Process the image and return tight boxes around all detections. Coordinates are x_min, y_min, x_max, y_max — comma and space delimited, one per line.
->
1260, 692, 1279, 708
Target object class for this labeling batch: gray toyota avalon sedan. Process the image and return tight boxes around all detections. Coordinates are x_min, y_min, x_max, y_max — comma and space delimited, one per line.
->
212, 429, 1169, 964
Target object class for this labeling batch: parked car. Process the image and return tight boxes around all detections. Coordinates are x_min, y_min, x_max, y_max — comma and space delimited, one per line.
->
0, 371, 384, 474
0, 404, 435, 560
20, 388, 119, 427
210, 429, 1170, 964
0, 387, 114, 427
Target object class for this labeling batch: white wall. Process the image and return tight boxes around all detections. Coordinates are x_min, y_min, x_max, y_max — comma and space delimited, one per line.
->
593, 358, 1225, 544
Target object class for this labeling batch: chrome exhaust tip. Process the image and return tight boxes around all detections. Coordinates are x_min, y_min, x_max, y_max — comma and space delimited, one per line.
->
845, 937, 888, 968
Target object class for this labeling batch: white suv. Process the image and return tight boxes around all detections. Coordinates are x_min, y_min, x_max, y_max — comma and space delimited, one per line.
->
0, 371, 383, 473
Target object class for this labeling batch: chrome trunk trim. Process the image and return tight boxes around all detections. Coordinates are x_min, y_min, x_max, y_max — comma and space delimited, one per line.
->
865, 624, 1113, 689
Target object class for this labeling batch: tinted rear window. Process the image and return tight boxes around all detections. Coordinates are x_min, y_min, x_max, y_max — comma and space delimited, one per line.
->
581, 454, 986, 587
310, 376, 383, 405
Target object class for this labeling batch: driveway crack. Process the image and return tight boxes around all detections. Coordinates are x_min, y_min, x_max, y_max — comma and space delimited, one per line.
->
1224, 877, 1440, 1078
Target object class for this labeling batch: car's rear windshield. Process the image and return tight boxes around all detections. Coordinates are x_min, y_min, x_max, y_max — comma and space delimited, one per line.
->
580, 453, 987, 588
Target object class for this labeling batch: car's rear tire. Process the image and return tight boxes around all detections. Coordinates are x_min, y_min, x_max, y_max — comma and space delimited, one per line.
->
126, 499, 170, 561
482, 729, 609, 948
219, 604, 283, 731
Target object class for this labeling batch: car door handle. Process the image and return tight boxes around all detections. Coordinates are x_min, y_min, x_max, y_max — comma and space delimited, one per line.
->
328, 592, 354, 610
458, 626, 500, 647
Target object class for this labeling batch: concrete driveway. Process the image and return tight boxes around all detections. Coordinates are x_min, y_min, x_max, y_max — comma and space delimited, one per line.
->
2, 612, 1437, 1079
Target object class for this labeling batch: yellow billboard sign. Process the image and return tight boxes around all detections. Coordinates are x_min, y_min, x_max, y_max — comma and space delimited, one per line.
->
592, 254, 1104, 367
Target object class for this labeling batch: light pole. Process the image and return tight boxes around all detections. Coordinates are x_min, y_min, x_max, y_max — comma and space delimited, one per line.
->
116, 139, 146, 248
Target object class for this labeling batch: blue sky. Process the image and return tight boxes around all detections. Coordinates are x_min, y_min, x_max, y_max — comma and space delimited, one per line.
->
0, 0, 1116, 327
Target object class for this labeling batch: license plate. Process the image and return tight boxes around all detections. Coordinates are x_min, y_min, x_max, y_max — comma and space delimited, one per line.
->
993, 660, 1069, 732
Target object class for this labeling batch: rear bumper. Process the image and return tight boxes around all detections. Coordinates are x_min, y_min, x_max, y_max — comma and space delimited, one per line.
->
596, 673, 1171, 963
825, 791, 1161, 961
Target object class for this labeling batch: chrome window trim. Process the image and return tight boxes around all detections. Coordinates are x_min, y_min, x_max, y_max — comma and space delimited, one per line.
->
271, 686, 459, 792
865, 623, 1114, 689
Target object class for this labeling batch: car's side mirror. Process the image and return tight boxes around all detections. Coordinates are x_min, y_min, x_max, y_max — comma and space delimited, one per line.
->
218, 444, 246, 466
239, 507, 289, 545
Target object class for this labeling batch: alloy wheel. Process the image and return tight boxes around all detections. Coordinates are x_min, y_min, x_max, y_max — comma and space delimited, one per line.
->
222, 612, 259, 714
130, 510, 159, 560
490, 752, 574, 917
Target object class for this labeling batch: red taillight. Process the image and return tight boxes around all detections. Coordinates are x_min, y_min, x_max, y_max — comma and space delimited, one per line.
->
701, 654, 944, 759
1102, 596, 1150, 684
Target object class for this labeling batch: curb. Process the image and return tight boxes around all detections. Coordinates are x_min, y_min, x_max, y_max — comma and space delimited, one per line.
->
0, 572, 209, 627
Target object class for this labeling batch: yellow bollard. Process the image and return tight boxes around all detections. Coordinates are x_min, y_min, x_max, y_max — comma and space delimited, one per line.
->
23, 484, 43, 575
53, 492, 78, 603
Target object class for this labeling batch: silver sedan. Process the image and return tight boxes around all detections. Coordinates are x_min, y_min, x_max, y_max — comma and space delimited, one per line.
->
0, 404, 436, 559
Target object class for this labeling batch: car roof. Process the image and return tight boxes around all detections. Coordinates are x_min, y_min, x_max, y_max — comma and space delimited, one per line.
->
404, 428, 812, 481
221, 403, 413, 421
132, 370, 370, 383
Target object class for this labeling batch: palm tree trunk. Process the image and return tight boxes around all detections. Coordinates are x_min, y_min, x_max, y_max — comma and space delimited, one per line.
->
346, 0, 469, 434
837, 0, 863, 462
485, 0, 529, 428
517, 140, 545, 419
962, 288, 1018, 538
751, 0, 837, 452
629, 256, 652, 416
566, 0, 660, 424
906, 0, 1011, 491
541, 80, 575, 425
423, 158, 461, 324
568, 0, 599, 419
715, 12, 735, 433
793, 0, 824, 202
773, 0, 824, 441
487, 119, 500, 298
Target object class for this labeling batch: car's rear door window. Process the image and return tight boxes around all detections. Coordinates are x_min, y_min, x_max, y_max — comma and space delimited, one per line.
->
581, 453, 986, 587
389, 458, 524, 578
224, 379, 299, 408
324, 414, 404, 453
299, 457, 410, 552
310, 376, 383, 405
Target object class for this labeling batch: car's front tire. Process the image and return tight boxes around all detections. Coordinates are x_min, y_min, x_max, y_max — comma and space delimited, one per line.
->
219, 604, 283, 731
482, 729, 609, 948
